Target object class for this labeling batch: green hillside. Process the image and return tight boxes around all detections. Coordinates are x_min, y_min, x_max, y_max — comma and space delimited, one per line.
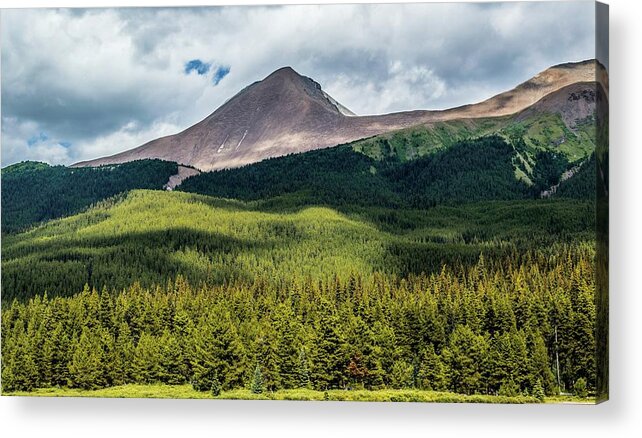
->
2, 188, 597, 397
1, 159, 178, 233
179, 134, 594, 209
178, 136, 527, 208
2, 187, 594, 302
554, 154, 597, 199
351, 111, 595, 167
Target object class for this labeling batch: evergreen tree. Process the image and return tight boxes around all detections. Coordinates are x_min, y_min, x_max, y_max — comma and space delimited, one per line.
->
98, 327, 116, 387
256, 323, 281, 391
310, 302, 347, 390
251, 364, 264, 394
390, 360, 414, 389
192, 366, 217, 392
498, 378, 519, 397
533, 379, 546, 401
573, 377, 588, 398
417, 344, 448, 391
111, 322, 135, 385
132, 332, 161, 384
68, 329, 104, 389
210, 372, 222, 396
1, 332, 39, 392
297, 347, 311, 389
273, 304, 300, 388
158, 330, 187, 384
190, 310, 246, 390
526, 330, 555, 395
41, 321, 70, 387
346, 351, 369, 389
442, 325, 488, 395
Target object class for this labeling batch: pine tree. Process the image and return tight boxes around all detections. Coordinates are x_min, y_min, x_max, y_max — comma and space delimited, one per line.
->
346, 351, 369, 389
210, 372, 222, 396
132, 332, 161, 384
273, 304, 300, 389
442, 324, 488, 395
190, 310, 246, 390
256, 323, 281, 391
533, 379, 546, 401
573, 377, 588, 398
297, 347, 311, 389
251, 364, 264, 394
192, 365, 217, 392
417, 344, 448, 391
49, 323, 72, 387
526, 330, 555, 395
158, 330, 187, 384
311, 301, 347, 390
498, 378, 519, 397
390, 360, 414, 389
111, 322, 135, 385
68, 329, 103, 389
98, 327, 116, 387
1, 332, 39, 392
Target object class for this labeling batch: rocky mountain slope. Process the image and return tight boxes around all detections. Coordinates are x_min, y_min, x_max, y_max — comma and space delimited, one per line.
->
74, 60, 600, 171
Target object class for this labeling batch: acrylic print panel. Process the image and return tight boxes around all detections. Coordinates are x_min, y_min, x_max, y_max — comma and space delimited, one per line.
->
0, 1, 608, 404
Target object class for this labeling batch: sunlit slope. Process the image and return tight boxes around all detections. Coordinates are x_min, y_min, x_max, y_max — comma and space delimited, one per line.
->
351, 110, 596, 168
1, 190, 386, 300
2, 189, 594, 301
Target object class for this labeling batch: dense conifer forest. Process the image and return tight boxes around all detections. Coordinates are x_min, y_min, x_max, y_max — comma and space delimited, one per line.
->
178, 135, 593, 208
1, 189, 595, 302
1, 159, 177, 233
1, 247, 596, 398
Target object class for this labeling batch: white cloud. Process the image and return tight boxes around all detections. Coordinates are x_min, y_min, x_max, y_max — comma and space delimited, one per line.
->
72, 119, 183, 163
1, 117, 73, 165
1, 3, 595, 166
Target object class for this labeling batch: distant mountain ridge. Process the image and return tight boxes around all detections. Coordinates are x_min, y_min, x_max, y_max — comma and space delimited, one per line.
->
74, 60, 601, 171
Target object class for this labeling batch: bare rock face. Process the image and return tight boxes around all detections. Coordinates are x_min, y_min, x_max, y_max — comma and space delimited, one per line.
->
518, 82, 599, 130
74, 60, 600, 171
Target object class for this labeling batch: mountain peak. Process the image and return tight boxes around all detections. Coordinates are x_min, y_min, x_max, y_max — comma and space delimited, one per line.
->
267, 66, 299, 77
261, 66, 311, 86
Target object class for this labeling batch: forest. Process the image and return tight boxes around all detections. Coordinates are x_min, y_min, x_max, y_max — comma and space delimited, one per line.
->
0, 189, 595, 302
1, 159, 177, 233
178, 135, 592, 209
0, 130, 601, 401
1, 245, 596, 400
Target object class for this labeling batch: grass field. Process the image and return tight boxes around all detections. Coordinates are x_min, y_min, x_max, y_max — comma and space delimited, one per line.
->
4, 384, 571, 403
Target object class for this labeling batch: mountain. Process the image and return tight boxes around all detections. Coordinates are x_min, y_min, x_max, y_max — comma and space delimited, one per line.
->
73, 60, 599, 171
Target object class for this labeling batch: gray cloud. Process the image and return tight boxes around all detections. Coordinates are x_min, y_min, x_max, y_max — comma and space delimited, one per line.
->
1, 2, 596, 166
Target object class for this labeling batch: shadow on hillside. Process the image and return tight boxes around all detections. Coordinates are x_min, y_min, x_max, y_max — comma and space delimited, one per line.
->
1, 227, 278, 302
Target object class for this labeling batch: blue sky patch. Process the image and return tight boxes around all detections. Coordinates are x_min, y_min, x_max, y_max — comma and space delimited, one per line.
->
27, 132, 48, 146
212, 65, 231, 85
184, 59, 211, 75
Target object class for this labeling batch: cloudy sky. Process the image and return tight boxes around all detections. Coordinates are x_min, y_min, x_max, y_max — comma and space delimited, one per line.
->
1, 2, 596, 167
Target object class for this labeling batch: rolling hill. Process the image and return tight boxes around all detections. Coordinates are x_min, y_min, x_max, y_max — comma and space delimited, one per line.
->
1, 187, 595, 302
1, 160, 178, 233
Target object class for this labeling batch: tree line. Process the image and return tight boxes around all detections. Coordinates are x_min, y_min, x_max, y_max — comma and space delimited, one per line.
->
2, 248, 596, 398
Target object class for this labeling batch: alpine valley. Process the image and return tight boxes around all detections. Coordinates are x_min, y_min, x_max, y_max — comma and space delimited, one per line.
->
1, 60, 608, 403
